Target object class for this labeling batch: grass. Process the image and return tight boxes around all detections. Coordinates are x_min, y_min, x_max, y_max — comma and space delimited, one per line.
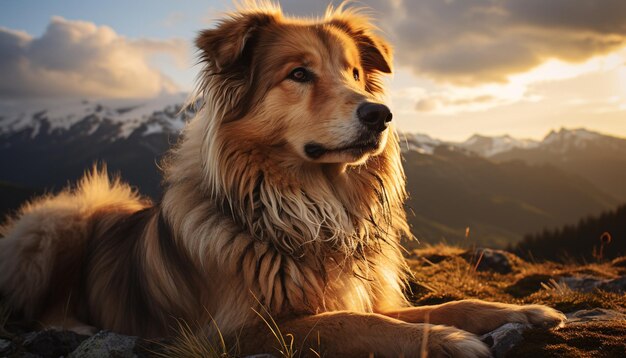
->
251, 299, 297, 358
407, 244, 626, 357
157, 244, 626, 357
154, 298, 309, 358
154, 318, 232, 358
3, 244, 625, 357
159, 244, 626, 357
406, 245, 626, 310
508, 320, 626, 358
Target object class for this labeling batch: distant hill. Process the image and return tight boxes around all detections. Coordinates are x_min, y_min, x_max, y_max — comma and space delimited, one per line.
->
403, 147, 617, 248
513, 203, 626, 262
1, 96, 624, 248
491, 128, 626, 201
405, 127, 626, 202
0, 94, 192, 198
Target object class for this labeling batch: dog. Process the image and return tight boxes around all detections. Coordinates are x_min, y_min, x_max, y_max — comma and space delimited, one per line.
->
0, 3, 565, 357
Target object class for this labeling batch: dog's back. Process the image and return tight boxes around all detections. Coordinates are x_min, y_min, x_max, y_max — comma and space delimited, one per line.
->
0, 169, 148, 332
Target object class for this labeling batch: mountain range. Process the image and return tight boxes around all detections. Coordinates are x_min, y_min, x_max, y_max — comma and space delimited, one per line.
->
1, 94, 624, 247
0, 94, 191, 198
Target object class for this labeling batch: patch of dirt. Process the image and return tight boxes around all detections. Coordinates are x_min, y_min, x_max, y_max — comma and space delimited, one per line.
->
507, 320, 626, 358
505, 274, 553, 298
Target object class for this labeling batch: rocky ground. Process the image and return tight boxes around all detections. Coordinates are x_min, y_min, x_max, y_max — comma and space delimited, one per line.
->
1, 246, 625, 357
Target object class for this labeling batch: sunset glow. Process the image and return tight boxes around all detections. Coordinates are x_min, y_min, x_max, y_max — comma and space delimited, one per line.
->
1, 0, 625, 141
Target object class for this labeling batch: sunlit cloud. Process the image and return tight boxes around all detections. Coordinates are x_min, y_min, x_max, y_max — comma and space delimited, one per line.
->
0, 16, 188, 99
406, 49, 626, 115
618, 63, 626, 95
390, 0, 626, 85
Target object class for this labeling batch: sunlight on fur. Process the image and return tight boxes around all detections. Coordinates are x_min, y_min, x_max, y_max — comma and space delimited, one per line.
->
0, 1, 567, 357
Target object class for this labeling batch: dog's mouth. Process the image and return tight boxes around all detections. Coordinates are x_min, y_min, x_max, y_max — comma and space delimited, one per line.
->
304, 139, 380, 160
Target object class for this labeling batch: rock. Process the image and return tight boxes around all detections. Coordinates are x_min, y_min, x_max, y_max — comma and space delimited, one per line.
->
558, 275, 626, 293
598, 275, 626, 293
481, 308, 626, 357
0, 338, 12, 354
462, 248, 514, 274
558, 276, 604, 292
21, 330, 88, 358
480, 322, 532, 358
70, 330, 138, 358
566, 308, 626, 325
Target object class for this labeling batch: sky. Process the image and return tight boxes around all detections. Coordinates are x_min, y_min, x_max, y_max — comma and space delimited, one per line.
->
0, 0, 625, 141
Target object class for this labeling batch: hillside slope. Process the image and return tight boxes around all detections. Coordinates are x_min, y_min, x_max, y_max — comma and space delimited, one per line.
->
403, 147, 617, 247
0, 95, 192, 198
2, 98, 623, 248
514, 204, 626, 262
492, 128, 626, 201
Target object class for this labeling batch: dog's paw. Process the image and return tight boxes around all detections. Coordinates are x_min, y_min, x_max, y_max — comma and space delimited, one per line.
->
428, 325, 492, 358
517, 304, 566, 329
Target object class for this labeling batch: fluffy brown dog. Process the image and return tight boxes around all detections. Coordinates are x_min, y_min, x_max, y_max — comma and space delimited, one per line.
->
0, 3, 565, 357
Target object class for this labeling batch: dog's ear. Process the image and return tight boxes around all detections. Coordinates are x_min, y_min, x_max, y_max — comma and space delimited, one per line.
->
359, 33, 392, 74
196, 12, 276, 72
329, 17, 393, 94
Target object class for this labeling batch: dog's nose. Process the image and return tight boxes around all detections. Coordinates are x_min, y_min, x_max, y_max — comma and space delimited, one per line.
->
357, 102, 392, 132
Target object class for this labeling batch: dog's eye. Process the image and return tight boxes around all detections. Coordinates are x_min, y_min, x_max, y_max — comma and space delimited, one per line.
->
353, 68, 360, 82
288, 67, 312, 83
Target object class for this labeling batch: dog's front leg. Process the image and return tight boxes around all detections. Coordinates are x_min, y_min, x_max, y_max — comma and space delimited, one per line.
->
381, 299, 565, 335
236, 311, 490, 358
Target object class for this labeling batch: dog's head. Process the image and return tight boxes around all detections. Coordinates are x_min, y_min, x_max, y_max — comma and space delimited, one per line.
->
195, 4, 394, 166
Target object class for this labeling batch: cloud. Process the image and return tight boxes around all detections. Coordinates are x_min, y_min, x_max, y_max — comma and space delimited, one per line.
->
415, 93, 501, 113
0, 17, 188, 99
393, 0, 626, 85
278, 0, 626, 86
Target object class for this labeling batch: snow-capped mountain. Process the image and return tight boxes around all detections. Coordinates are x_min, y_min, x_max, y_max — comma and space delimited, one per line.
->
540, 128, 608, 152
494, 127, 626, 158
491, 128, 626, 201
399, 133, 443, 154
0, 98, 624, 248
0, 93, 195, 198
0, 93, 192, 143
457, 134, 539, 157
398, 127, 626, 202
400, 128, 621, 159
1, 92, 624, 203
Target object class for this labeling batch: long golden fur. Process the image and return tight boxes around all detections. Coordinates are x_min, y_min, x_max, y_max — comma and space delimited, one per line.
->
0, 3, 565, 357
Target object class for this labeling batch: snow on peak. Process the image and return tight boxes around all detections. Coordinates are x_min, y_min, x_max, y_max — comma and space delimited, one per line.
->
0, 93, 190, 138
399, 133, 443, 154
543, 128, 602, 145
539, 127, 606, 153
460, 134, 539, 157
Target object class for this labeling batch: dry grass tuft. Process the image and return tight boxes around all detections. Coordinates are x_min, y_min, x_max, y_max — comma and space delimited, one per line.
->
154, 318, 233, 358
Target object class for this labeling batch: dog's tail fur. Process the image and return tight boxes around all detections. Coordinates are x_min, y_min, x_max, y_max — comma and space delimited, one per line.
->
0, 167, 147, 318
